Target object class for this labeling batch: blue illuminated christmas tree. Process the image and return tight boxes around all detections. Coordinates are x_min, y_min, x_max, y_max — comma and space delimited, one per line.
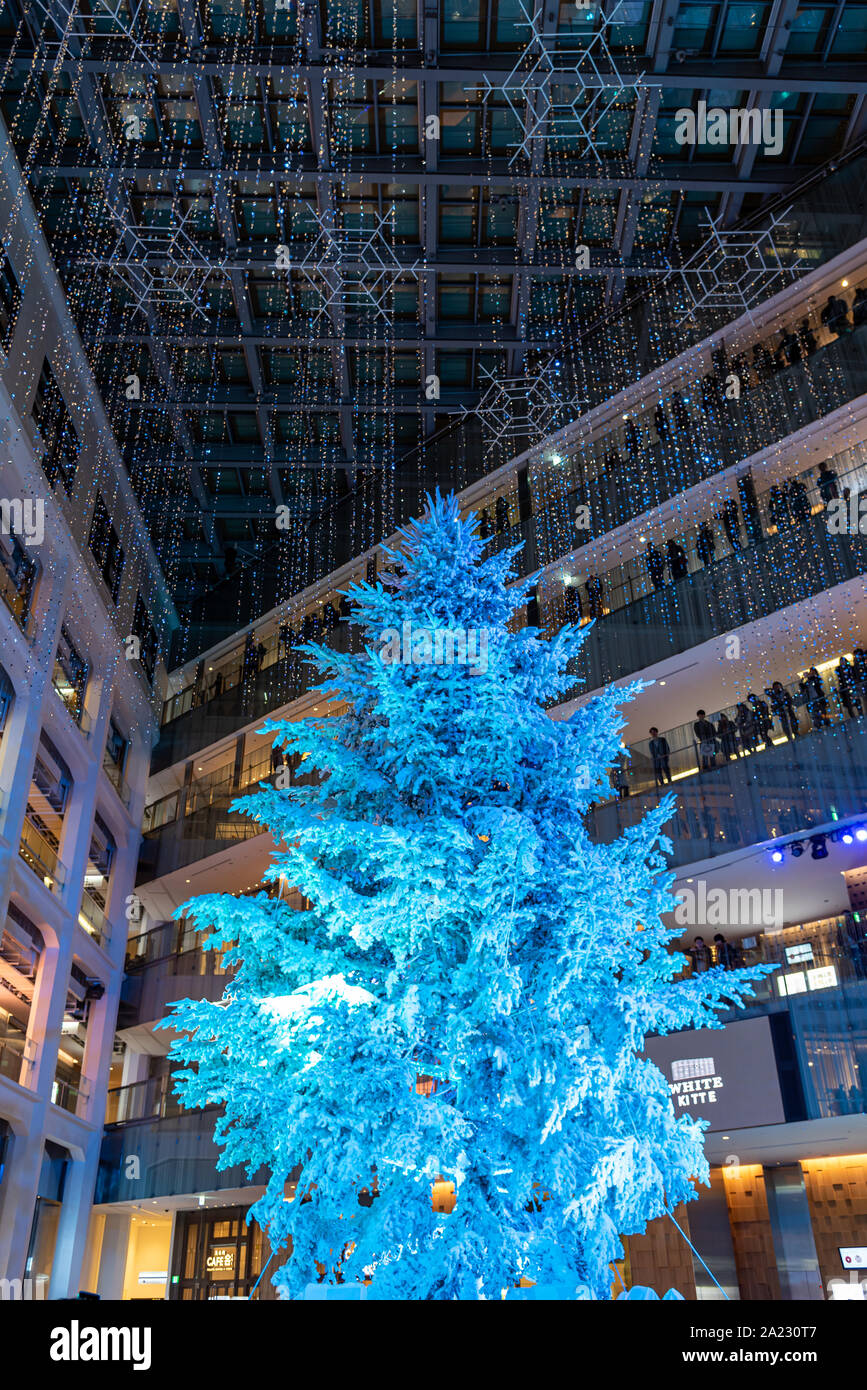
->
163, 492, 771, 1300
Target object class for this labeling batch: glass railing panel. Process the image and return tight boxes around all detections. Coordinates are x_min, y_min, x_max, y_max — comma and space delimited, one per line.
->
590, 716, 867, 865
159, 607, 358, 730
602, 670, 864, 805
125, 920, 178, 968
78, 889, 108, 945
142, 790, 180, 834
0, 557, 33, 634
105, 1074, 186, 1126
146, 742, 292, 837
0, 1033, 25, 1084
18, 818, 65, 893
51, 1075, 86, 1115
125, 919, 237, 975
557, 506, 867, 695
102, 757, 131, 806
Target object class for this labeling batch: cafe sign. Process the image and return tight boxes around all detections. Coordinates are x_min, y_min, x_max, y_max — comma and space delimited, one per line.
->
206, 1246, 235, 1274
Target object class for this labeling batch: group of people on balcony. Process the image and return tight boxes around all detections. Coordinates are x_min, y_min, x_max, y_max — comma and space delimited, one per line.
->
634, 655, 867, 795
477, 495, 513, 538
603, 285, 867, 471
691, 660, 867, 770
708, 284, 867, 403
686, 933, 743, 974
564, 452, 851, 626
191, 596, 357, 710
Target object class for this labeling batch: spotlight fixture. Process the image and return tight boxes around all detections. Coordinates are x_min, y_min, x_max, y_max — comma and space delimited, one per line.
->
841, 830, 855, 845
857, 827, 867, 843
790, 841, 804, 858
771, 848, 784, 864
810, 835, 828, 860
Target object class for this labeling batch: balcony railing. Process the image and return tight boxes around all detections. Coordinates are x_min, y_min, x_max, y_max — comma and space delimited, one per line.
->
125, 918, 235, 976
51, 1075, 86, 1116
601, 664, 864, 804
591, 714, 867, 867
143, 743, 292, 836
0, 1033, 25, 1085
161, 605, 358, 729
105, 1073, 194, 1126
18, 817, 64, 893
562, 506, 867, 693
543, 437, 867, 631
78, 889, 108, 946
0, 541, 35, 636
153, 322, 867, 776
102, 757, 131, 807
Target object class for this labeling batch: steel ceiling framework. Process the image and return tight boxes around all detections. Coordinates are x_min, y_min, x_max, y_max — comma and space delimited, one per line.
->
3, 0, 867, 593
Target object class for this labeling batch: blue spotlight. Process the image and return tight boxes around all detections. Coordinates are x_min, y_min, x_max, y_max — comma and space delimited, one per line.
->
771, 848, 784, 864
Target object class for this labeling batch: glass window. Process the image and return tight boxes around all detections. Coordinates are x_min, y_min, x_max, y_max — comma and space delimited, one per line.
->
581, 193, 617, 244
483, 192, 518, 244
439, 186, 479, 244
479, 276, 511, 320
829, 6, 867, 58
437, 350, 472, 386
373, 0, 417, 44
784, 5, 831, 58
671, 3, 720, 55
380, 94, 419, 153
208, 0, 248, 39
53, 624, 88, 724
607, 1, 652, 50
0, 250, 21, 352
442, 0, 484, 48
796, 115, 849, 164
718, 3, 769, 53
439, 276, 474, 321
229, 414, 260, 445
88, 495, 125, 603
133, 594, 159, 682
32, 360, 79, 494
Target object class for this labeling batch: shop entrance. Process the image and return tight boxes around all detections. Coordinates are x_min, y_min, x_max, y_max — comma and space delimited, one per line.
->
170, 1207, 270, 1300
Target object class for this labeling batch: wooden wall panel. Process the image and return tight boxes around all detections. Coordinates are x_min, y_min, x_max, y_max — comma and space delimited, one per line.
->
722, 1164, 781, 1301
801, 1154, 867, 1294
622, 1204, 697, 1299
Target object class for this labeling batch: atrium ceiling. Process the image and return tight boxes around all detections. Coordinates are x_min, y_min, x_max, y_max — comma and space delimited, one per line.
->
2, 0, 867, 645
